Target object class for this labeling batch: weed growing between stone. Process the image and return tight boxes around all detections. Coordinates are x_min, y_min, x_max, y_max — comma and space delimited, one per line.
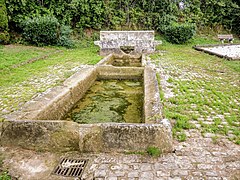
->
151, 36, 240, 144
125, 147, 162, 157
0, 171, 11, 180
146, 146, 162, 157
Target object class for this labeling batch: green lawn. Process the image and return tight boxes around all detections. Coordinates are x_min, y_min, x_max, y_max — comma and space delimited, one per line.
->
0, 43, 101, 87
0, 43, 101, 116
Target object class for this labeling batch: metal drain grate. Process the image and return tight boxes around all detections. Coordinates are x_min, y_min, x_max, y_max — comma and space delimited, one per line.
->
53, 158, 88, 177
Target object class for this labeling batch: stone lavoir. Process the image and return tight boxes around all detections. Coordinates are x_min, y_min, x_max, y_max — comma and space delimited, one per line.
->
0, 31, 172, 153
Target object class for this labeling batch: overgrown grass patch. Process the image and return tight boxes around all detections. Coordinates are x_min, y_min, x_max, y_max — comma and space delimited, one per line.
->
152, 36, 240, 144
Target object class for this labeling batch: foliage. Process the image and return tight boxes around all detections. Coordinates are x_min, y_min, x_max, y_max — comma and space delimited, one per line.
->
164, 23, 196, 44
20, 15, 74, 47
146, 146, 162, 157
4, 0, 240, 41
21, 15, 59, 46
0, 171, 11, 180
70, 0, 105, 29
0, 0, 9, 44
57, 25, 74, 48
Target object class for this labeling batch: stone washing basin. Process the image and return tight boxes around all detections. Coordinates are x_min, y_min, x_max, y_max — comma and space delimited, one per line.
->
0, 54, 172, 153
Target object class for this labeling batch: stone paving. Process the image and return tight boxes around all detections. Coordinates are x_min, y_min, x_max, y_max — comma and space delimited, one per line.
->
1, 131, 239, 179
82, 134, 240, 180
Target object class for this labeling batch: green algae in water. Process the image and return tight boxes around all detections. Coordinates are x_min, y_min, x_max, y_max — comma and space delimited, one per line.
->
66, 79, 143, 124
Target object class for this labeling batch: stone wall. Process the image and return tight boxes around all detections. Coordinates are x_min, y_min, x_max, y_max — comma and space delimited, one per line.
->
94, 31, 162, 55
79, 123, 172, 153
0, 120, 79, 152
0, 120, 172, 153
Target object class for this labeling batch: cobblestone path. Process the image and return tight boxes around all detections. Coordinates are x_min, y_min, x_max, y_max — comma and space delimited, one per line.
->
1, 131, 239, 179
82, 134, 239, 179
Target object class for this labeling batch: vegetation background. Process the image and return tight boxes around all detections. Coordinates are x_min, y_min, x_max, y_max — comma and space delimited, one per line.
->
0, 0, 239, 45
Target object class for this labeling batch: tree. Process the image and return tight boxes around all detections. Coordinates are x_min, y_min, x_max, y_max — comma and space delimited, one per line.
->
0, 0, 9, 44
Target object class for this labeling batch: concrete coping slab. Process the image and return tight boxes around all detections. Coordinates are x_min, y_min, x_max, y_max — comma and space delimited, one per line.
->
94, 31, 162, 55
193, 44, 240, 60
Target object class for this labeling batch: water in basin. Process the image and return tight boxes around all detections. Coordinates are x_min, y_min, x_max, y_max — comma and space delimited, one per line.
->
65, 79, 143, 124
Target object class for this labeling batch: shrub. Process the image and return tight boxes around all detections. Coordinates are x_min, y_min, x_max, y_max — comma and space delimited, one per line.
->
164, 23, 196, 44
57, 25, 74, 48
21, 15, 74, 47
0, 0, 9, 44
21, 15, 59, 46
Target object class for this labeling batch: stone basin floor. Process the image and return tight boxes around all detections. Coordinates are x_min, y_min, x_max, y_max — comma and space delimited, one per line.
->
1, 49, 240, 179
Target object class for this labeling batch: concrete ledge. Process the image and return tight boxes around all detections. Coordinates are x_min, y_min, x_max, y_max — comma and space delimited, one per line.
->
193, 44, 240, 60
79, 123, 172, 153
144, 67, 162, 123
0, 120, 79, 152
0, 120, 172, 153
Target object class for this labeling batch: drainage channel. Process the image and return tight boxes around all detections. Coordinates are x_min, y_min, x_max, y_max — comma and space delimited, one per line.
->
52, 158, 88, 178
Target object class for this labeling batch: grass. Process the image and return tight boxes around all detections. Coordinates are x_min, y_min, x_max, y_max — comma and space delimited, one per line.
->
0, 43, 101, 87
152, 35, 240, 144
0, 171, 11, 180
126, 146, 162, 157
146, 146, 162, 157
0, 42, 102, 116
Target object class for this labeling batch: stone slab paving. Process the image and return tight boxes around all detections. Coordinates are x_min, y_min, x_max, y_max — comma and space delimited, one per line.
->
1, 132, 239, 179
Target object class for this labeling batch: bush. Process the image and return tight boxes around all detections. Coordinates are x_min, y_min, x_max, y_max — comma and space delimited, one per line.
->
57, 25, 74, 48
0, 0, 9, 44
21, 15, 74, 47
164, 23, 196, 44
21, 15, 59, 46
0, 31, 9, 44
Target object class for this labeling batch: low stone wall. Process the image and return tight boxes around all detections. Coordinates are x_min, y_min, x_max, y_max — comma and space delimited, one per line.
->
97, 54, 143, 67
0, 120, 79, 152
0, 120, 172, 153
94, 31, 162, 55
144, 67, 163, 124
79, 123, 172, 153
97, 66, 144, 80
